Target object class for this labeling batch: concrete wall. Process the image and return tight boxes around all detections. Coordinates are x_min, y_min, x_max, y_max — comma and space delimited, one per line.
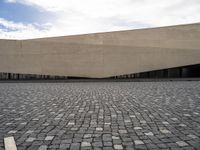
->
0, 23, 200, 78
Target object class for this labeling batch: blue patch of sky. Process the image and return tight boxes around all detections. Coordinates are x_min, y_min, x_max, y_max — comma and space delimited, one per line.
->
0, 0, 55, 24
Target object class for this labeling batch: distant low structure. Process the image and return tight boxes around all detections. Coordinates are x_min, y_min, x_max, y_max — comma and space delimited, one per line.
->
0, 23, 200, 79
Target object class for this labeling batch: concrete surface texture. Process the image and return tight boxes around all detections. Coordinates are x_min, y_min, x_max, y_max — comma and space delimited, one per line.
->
0, 23, 200, 78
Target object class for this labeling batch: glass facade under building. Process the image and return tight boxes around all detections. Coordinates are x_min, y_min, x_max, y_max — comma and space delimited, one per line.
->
0, 64, 199, 80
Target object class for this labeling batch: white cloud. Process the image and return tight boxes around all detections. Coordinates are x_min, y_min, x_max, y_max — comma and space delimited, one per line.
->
2, 0, 200, 39
0, 18, 34, 30
0, 18, 57, 39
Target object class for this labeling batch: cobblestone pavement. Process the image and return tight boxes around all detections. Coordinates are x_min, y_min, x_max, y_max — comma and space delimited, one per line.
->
0, 82, 200, 150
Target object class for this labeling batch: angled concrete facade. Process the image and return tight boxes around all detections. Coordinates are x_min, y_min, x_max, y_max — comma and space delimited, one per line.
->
0, 23, 200, 78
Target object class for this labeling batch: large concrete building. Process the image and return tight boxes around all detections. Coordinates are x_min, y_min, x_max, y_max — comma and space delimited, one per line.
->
0, 23, 200, 79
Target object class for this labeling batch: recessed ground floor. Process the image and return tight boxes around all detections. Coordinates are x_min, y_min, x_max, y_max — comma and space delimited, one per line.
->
0, 64, 200, 80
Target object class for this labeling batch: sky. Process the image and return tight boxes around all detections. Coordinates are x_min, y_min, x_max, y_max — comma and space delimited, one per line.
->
0, 0, 200, 39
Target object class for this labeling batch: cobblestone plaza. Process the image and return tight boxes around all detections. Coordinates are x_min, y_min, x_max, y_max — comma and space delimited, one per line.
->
0, 82, 200, 150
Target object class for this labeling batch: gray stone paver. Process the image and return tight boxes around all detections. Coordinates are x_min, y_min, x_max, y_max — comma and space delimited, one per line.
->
134, 140, 144, 145
81, 142, 91, 147
176, 141, 189, 147
114, 144, 123, 149
160, 129, 171, 134
45, 136, 54, 141
38, 145, 47, 150
144, 132, 154, 136
0, 81, 200, 149
26, 137, 36, 142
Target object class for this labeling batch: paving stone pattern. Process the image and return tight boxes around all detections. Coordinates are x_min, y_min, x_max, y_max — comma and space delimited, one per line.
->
0, 82, 200, 150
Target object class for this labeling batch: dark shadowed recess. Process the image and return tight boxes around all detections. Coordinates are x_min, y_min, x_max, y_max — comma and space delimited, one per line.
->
0, 64, 200, 80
